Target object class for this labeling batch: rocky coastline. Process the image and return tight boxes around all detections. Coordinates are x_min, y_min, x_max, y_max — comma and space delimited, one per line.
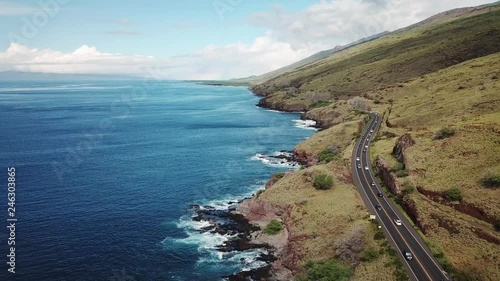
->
185, 90, 318, 281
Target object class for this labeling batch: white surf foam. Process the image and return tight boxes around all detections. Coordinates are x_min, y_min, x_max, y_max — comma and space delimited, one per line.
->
293, 119, 318, 130
250, 152, 300, 169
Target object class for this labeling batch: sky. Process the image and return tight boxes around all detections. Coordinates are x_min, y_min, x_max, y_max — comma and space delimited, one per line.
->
0, 0, 496, 80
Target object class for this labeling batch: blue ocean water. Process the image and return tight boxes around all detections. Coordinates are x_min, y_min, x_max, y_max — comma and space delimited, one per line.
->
0, 81, 315, 281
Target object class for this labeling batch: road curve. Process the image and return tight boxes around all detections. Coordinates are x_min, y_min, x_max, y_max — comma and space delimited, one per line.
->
351, 113, 450, 281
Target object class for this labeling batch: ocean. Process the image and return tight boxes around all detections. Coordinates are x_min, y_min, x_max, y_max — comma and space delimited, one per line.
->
0, 81, 315, 281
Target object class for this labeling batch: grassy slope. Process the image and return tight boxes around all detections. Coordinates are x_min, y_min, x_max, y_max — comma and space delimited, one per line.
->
370, 53, 500, 279
252, 4, 500, 280
253, 6, 500, 111
258, 118, 400, 280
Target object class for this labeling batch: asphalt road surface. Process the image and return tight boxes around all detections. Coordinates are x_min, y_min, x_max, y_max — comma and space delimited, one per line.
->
351, 113, 450, 281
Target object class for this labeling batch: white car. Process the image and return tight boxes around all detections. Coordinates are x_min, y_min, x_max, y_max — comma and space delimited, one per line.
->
371, 181, 376, 186
356, 157, 360, 162
370, 130, 374, 133
357, 164, 362, 169
364, 166, 369, 170
364, 145, 368, 148
394, 219, 402, 226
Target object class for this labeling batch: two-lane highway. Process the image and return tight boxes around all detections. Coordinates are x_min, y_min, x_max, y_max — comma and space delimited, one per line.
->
351, 113, 450, 281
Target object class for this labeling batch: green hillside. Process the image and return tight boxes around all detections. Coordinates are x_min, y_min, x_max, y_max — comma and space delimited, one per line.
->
250, 3, 500, 280
252, 5, 500, 113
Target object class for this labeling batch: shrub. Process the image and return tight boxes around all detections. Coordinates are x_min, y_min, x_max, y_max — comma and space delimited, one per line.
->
314, 174, 334, 190
297, 259, 353, 281
352, 132, 361, 140
434, 127, 456, 140
310, 100, 332, 109
390, 162, 404, 172
360, 247, 379, 262
445, 187, 463, 201
494, 221, 500, 232
481, 173, 500, 188
318, 149, 338, 163
275, 172, 285, 180
394, 196, 403, 206
374, 229, 385, 240
374, 100, 381, 104
395, 170, 409, 178
263, 220, 283, 235
255, 189, 265, 199
403, 184, 415, 194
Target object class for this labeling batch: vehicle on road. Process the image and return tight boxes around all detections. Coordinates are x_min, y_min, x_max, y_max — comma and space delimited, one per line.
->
371, 181, 376, 186
363, 149, 366, 152
357, 164, 362, 169
370, 129, 374, 133
375, 204, 382, 211
365, 145, 368, 148
364, 166, 369, 170
402, 249, 413, 260
356, 157, 360, 161
377, 192, 383, 197
394, 219, 402, 226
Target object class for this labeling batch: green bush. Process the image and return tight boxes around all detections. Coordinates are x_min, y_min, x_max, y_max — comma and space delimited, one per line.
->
255, 189, 265, 199
318, 149, 338, 163
395, 170, 409, 178
275, 172, 285, 180
296, 259, 353, 281
434, 127, 456, 140
263, 220, 283, 235
481, 173, 500, 188
352, 132, 361, 140
445, 187, 463, 201
390, 162, 404, 172
360, 247, 379, 262
494, 221, 500, 232
310, 100, 332, 109
403, 184, 415, 194
314, 174, 334, 190
373, 229, 385, 240
394, 196, 403, 206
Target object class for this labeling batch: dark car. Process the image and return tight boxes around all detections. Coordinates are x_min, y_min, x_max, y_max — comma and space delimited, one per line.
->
377, 192, 383, 197
375, 204, 382, 211
402, 249, 413, 260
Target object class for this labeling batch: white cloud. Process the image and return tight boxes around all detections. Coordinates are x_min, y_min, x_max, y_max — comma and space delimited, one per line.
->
0, 43, 194, 78
0, 34, 314, 80
191, 32, 316, 79
0, 1, 38, 16
0, 0, 495, 79
249, 0, 495, 50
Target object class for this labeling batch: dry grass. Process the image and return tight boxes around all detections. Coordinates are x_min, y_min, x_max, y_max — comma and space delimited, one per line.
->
413, 196, 500, 280
295, 119, 360, 158
252, 6, 500, 280
367, 53, 500, 279
259, 161, 399, 280
253, 6, 500, 111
